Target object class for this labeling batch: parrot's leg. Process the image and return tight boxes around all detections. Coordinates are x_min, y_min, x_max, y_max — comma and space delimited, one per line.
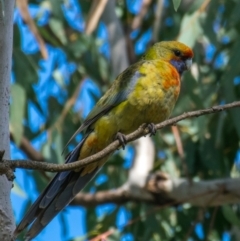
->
115, 132, 127, 150
147, 123, 157, 136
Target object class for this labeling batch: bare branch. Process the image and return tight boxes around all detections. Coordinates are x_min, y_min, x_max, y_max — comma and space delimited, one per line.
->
10, 134, 45, 162
89, 229, 115, 241
171, 125, 191, 180
16, 0, 48, 59
85, 0, 108, 35
131, 0, 152, 30
204, 207, 219, 241
183, 208, 206, 241
49, 77, 84, 132
71, 172, 240, 207
0, 101, 240, 174
10, 134, 50, 180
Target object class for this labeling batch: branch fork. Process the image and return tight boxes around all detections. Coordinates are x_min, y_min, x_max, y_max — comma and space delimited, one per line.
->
0, 150, 15, 181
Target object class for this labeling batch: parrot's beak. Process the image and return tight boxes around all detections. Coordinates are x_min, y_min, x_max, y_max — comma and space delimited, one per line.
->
185, 58, 192, 70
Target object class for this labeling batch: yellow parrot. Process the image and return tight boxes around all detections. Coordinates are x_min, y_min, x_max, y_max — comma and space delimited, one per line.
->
15, 41, 193, 240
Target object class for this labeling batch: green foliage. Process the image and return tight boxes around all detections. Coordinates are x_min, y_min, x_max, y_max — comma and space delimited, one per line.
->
12, 0, 240, 241
222, 205, 240, 228
172, 0, 182, 12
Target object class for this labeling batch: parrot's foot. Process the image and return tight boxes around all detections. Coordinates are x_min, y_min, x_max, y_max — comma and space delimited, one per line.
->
116, 132, 127, 150
147, 123, 157, 136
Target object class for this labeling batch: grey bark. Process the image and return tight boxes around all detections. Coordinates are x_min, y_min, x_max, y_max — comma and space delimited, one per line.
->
72, 173, 240, 207
0, 1, 15, 240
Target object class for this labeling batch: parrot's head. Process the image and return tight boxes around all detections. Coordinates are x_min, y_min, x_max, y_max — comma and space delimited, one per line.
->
143, 41, 194, 75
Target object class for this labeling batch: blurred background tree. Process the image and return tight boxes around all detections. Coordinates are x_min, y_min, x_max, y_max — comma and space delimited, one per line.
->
9, 0, 240, 240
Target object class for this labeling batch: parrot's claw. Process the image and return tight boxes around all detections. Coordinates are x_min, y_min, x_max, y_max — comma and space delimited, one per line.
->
116, 132, 127, 150
148, 123, 157, 136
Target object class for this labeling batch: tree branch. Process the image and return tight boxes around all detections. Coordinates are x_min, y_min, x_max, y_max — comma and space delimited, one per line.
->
71, 172, 240, 207
10, 134, 50, 180
16, 0, 48, 59
0, 101, 240, 175
85, 0, 108, 35
131, 0, 152, 30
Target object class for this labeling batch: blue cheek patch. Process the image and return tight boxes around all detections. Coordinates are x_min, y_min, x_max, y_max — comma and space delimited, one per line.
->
170, 59, 186, 75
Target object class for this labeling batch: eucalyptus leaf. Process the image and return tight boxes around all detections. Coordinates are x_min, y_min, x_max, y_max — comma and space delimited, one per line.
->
178, 12, 204, 47
10, 84, 26, 145
53, 69, 65, 89
49, 18, 67, 45
172, 0, 182, 11
222, 205, 240, 227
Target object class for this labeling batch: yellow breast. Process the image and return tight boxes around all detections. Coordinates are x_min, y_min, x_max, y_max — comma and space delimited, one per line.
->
112, 60, 180, 133
91, 59, 180, 142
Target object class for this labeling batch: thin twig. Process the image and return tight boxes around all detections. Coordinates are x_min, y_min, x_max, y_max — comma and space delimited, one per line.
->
10, 134, 50, 180
85, 0, 108, 35
183, 189, 221, 241
131, 0, 152, 30
1, 101, 240, 173
171, 125, 191, 181
17, 0, 48, 59
183, 207, 205, 241
50, 77, 84, 131
89, 229, 115, 241
204, 207, 219, 241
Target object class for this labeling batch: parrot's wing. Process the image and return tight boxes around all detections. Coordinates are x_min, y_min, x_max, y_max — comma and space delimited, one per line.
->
62, 62, 143, 152
15, 136, 100, 240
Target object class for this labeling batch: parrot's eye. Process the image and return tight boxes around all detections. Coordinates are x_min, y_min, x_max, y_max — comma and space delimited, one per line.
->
174, 50, 181, 57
